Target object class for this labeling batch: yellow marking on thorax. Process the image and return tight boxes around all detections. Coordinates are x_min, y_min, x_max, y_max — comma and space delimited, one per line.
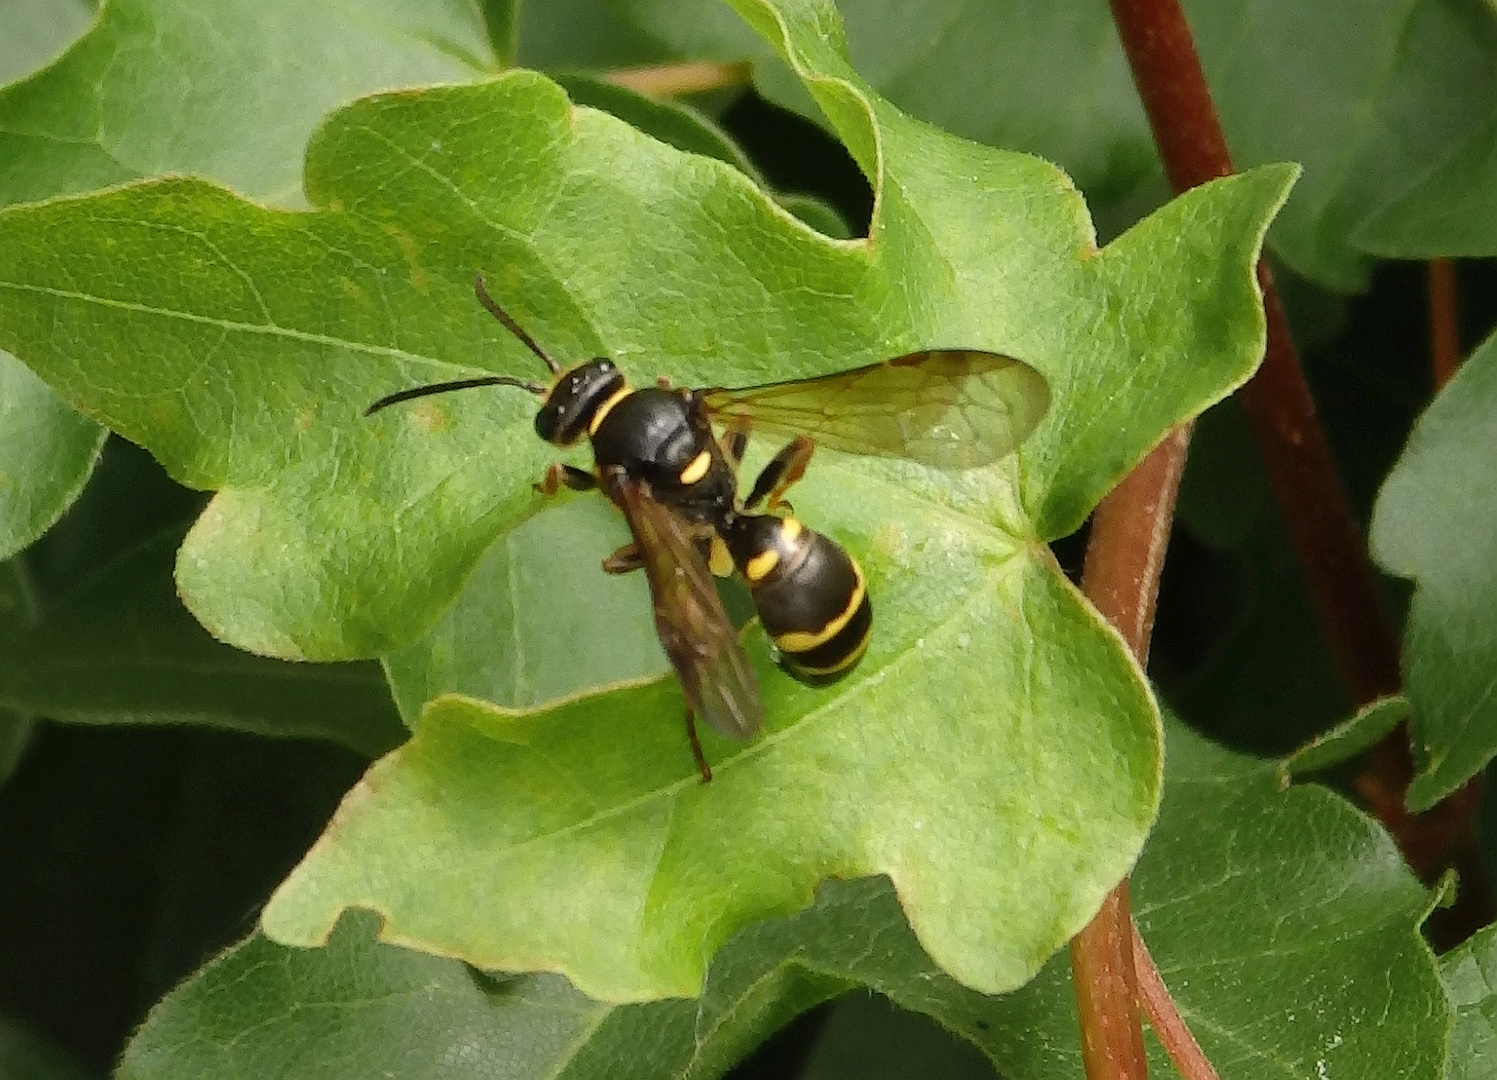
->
586, 384, 632, 437
773, 566, 868, 653
779, 516, 803, 543
678, 449, 713, 486
708, 535, 734, 577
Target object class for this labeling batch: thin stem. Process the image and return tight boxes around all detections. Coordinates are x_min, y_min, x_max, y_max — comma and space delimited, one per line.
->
1428, 258, 1460, 390
1106, 0, 1486, 909
605, 61, 752, 98
1072, 882, 1150, 1080
1071, 429, 1193, 1080
1132, 924, 1221, 1080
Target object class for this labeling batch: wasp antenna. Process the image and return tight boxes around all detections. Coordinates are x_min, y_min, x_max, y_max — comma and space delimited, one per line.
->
364, 375, 545, 417
474, 273, 561, 375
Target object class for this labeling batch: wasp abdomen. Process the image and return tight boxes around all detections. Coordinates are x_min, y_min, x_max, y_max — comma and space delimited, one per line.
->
723, 514, 872, 682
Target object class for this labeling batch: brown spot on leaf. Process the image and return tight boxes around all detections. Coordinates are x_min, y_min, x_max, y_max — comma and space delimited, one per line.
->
412, 401, 447, 431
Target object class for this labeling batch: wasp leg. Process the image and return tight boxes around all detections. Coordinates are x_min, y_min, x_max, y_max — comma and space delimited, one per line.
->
603, 543, 644, 574
745, 435, 815, 512
686, 710, 712, 783
535, 462, 597, 496
719, 418, 751, 474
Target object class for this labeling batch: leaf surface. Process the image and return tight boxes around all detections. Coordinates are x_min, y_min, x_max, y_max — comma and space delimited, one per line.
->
121, 720, 1450, 1080
1371, 331, 1497, 809
0, 0, 498, 559
1442, 922, 1497, 1080
0, 529, 405, 757
617, 0, 1497, 289
0, 1, 1290, 1000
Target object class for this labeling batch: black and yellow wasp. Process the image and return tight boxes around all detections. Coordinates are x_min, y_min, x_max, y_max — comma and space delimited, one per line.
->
367, 276, 1049, 779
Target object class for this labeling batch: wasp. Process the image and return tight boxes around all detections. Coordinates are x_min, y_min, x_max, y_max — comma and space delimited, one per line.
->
367, 275, 1049, 780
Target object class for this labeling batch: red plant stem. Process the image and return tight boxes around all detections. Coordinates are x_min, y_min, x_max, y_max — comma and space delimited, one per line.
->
1105, 0, 1488, 897
1429, 258, 1461, 390
1071, 882, 1151, 1080
1072, 429, 1193, 1080
1133, 924, 1221, 1080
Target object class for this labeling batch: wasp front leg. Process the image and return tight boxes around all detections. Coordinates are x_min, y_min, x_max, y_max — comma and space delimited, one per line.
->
745, 435, 815, 512
535, 462, 597, 496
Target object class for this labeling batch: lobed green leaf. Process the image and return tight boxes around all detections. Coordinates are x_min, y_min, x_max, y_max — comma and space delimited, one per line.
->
1370, 331, 1497, 810
0, 0, 499, 561
122, 720, 1450, 1079
616, 0, 1497, 290
0, 0, 1291, 1002
1441, 922, 1497, 1080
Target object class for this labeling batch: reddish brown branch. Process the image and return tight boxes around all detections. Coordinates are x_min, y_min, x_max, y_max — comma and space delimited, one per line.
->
1133, 925, 1221, 1080
1428, 258, 1461, 390
1106, 0, 1485, 908
1071, 430, 1193, 1079
1071, 882, 1151, 1080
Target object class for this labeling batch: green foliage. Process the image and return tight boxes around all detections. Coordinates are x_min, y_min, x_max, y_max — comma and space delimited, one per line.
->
0, 528, 405, 756
602, 0, 1497, 289
1442, 922, 1497, 1080
0, 0, 1290, 1006
1372, 331, 1497, 809
0, 0, 1490, 1077
0, 1012, 93, 1080
120, 721, 1447, 1080
0, 0, 500, 587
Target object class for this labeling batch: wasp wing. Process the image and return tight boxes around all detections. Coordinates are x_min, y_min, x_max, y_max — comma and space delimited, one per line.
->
607, 472, 763, 741
701, 349, 1050, 469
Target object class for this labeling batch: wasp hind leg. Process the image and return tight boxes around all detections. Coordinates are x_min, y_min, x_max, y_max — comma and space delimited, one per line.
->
535, 462, 597, 496
603, 543, 644, 574
745, 435, 815, 512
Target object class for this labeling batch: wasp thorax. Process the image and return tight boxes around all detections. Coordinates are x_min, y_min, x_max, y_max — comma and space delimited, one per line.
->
534, 359, 626, 445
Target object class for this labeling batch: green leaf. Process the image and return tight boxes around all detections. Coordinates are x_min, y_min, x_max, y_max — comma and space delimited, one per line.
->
0, 0, 92, 88
971, 720, 1447, 1080
121, 720, 1448, 1080
0, 3, 1290, 1001
515, 0, 676, 70
0, 529, 405, 758
553, 72, 761, 177
0, 71, 1291, 658
1281, 694, 1409, 777
0, 0, 500, 563
382, 495, 667, 723
1441, 922, 1497, 1080
619, 0, 1497, 291
0, 559, 39, 788
1355, 107, 1497, 258
0, 710, 34, 789
0, 353, 107, 561
265, 545, 1162, 999
0, 0, 495, 208
1370, 331, 1497, 810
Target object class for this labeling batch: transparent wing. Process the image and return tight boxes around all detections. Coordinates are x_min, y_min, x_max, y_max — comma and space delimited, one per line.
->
701, 349, 1050, 469
608, 472, 763, 741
